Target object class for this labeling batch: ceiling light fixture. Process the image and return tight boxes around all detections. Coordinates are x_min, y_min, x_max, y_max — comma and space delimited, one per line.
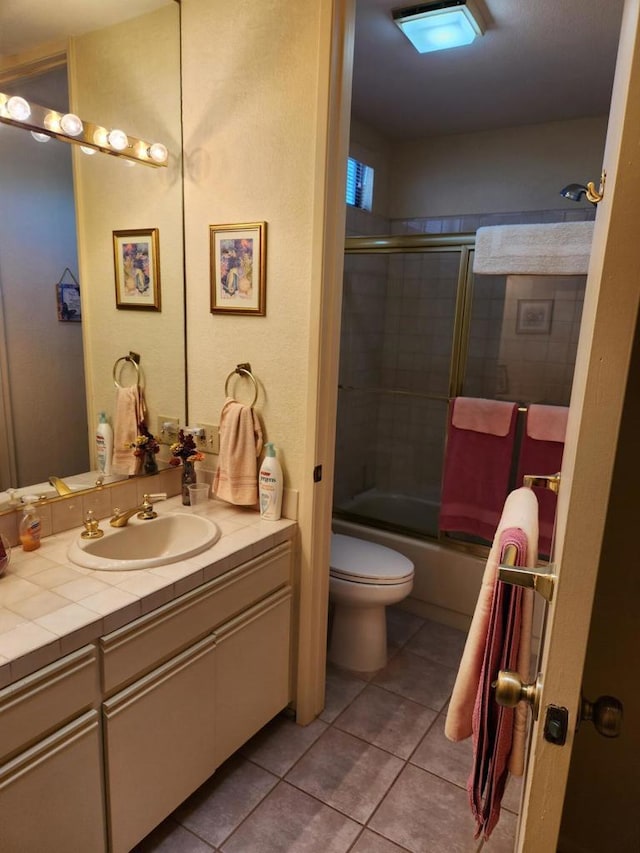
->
393, 0, 485, 54
0, 92, 167, 168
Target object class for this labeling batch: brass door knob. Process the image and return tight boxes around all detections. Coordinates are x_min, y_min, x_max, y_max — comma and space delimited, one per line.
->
494, 670, 543, 720
580, 694, 623, 738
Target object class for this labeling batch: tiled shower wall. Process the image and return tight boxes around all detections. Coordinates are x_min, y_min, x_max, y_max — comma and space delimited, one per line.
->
334, 206, 594, 512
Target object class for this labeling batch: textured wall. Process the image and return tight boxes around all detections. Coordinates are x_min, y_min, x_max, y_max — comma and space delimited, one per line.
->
181, 0, 325, 496
71, 3, 184, 460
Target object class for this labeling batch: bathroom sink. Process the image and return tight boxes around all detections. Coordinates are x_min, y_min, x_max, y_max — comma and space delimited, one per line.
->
68, 513, 221, 571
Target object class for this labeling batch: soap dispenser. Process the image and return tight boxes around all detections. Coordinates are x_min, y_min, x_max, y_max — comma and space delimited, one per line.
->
19, 502, 41, 551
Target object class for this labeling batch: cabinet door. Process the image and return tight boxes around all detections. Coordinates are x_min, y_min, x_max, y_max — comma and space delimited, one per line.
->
103, 635, 216, 853
215, 588, 292, 766
0, 710, 106, 852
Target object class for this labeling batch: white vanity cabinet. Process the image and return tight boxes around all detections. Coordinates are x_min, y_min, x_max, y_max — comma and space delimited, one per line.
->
100, 541, 293, 852
0, 539, 294, 853
0, 646, 107, 852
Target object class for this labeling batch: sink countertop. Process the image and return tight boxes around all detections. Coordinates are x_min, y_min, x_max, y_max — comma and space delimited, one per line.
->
0, 496, 296, 689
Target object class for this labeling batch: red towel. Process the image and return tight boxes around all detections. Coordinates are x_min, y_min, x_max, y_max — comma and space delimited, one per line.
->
469, 527, 529, 840
517, 405, 567, 557
439, 398, 518, 542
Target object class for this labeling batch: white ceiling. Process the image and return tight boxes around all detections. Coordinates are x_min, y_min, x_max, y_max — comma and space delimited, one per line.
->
352, 0, 626, 138
1, 0, 627, 140
0, 1, 172, 56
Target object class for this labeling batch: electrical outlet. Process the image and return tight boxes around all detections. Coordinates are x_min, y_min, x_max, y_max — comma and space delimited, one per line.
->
157, 415, 179, 445
197, 423, 219, 454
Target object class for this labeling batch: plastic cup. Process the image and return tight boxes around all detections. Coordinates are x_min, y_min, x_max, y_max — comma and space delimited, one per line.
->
188, 483, 210, 507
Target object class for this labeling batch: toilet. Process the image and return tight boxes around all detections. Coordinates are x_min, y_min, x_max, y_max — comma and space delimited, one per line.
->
328, 533, 414, 672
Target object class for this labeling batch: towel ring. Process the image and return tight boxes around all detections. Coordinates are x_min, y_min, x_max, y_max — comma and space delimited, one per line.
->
113, 353, 141, 389
224, 363, 258, 407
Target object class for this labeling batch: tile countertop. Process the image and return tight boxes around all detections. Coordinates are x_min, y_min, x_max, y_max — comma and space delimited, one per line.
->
0, 496, 296, 689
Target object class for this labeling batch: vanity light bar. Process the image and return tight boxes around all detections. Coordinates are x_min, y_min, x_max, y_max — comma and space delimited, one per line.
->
0, 92, 168, 167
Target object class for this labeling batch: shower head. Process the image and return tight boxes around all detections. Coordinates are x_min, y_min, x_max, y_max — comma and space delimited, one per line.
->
560, 175, 605, 205
560, 183, 590, 202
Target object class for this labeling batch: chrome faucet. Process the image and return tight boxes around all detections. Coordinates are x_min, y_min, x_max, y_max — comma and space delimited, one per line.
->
48, 476, 73, 496
109, 493, 167, 527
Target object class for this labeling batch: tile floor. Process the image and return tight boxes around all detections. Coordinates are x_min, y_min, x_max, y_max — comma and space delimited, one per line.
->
134, 608, 521, 853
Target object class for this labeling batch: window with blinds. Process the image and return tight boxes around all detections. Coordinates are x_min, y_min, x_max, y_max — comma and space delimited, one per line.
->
345, 157, 374, 211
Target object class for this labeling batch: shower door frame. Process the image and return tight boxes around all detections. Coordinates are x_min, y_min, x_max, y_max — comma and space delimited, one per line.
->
336, 233, 476, 539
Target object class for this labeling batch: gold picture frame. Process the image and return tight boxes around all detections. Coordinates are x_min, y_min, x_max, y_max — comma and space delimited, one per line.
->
210, 221, 266, 315
113, 228, 161, 311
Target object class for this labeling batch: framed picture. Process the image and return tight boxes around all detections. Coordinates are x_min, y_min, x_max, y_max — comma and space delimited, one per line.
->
210, 221, 266, 315
516, 298, 553, 334
55, 281, 81, 322
113, 228, 161, 310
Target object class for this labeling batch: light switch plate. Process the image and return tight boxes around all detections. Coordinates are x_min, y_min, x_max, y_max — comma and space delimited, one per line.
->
197, 423, 218, 454
157, 416, 179, 445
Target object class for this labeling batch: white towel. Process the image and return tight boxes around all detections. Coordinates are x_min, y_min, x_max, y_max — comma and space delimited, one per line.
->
474, 222, 593, 276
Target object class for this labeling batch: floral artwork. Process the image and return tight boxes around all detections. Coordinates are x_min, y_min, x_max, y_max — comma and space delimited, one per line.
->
113, 228, 161, 310
210, 222, 266, 315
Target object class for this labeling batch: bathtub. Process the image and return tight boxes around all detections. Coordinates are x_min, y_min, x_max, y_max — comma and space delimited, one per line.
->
333, 488, 440, 538
331, 516, 485, 632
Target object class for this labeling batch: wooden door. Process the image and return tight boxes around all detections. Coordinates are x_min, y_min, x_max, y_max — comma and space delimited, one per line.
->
516, 2, 640, 849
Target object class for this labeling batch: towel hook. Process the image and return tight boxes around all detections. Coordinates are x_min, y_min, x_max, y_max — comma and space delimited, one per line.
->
113, 351, 141, 389
224, 362, 258, 407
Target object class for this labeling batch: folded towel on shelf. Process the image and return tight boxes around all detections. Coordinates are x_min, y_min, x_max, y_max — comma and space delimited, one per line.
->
111, 386, 147, 476
439, 398, 518, 542
212, 397, 263, 505
517, 405, 568, 557
446, 487, 537, 840
474, 221, 594, 276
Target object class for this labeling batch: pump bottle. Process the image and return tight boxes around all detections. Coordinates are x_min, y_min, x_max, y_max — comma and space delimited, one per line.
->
259, 443, 283, 520
96, 412, 113, 475
19, 502, 41, 551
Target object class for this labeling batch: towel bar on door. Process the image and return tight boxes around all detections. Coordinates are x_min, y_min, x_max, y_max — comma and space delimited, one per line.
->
498, 543, 556, 602
224, 362, 258, 407
113, 351, 142, 389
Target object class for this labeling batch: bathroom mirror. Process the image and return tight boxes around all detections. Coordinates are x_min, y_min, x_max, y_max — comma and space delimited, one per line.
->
0, 0, 185, 508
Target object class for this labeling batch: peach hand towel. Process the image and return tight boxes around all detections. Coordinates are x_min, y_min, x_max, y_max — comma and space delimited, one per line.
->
111, 386, 146, 476
212, 398, 263, 505
445, 487, 538, 744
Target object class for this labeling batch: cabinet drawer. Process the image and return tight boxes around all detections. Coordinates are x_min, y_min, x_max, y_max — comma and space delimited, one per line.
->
0, 710, 107, 852
215, 587, 292, 766
101, 541, 291, 695
103, 634, 216, 853
0, 645, 99, 761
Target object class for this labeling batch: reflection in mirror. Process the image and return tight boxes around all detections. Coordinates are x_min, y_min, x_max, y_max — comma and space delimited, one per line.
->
0, 1, 185, 510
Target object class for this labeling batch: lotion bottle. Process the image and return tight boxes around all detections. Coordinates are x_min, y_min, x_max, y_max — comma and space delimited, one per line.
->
96, 412, 113, 475
259, 443, 283, 520
19, 502, 41, 552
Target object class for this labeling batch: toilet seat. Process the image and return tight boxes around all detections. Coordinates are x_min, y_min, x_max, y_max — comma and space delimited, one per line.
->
330, 533, 414, 585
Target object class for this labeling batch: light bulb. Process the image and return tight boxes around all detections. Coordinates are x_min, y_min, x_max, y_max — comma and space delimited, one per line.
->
31, 131, 50, 143
44, 111, 61, 132
80, 146, 97, 156
148, 142, 168, 164
60, 113, 83, 136
7, 96, 31, 121
107, 128, 128, 151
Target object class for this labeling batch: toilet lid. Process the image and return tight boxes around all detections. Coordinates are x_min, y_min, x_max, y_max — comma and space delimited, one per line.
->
330, 534, 414, 584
